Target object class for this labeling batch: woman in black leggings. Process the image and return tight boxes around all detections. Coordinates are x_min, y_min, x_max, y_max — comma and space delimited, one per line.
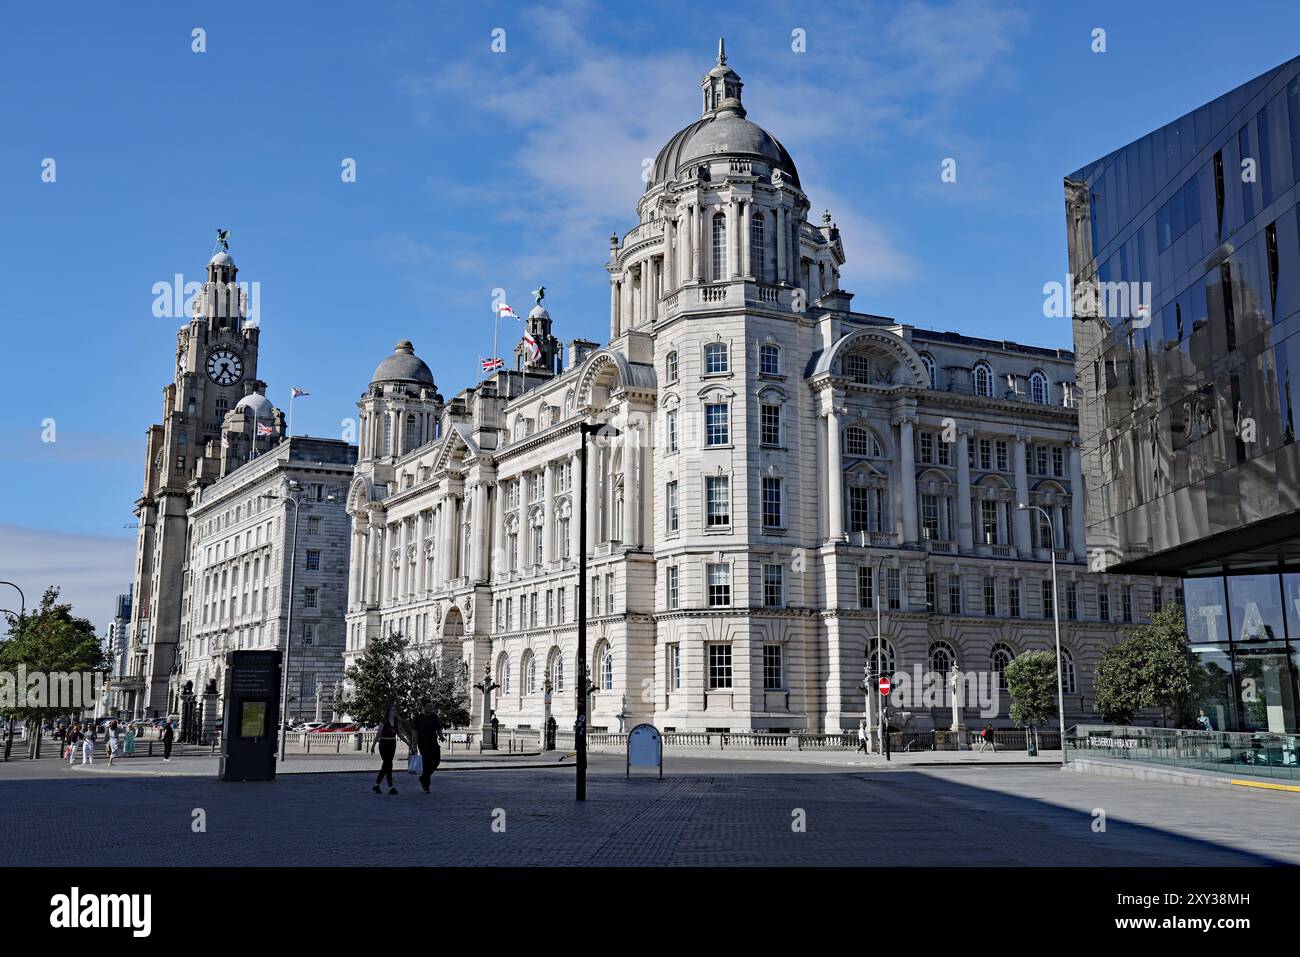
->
370, 705, 403, 794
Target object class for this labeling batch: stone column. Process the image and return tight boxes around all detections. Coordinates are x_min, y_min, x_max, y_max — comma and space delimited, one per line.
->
826, 407, 844, 540
691, 204, 702, 282
741, 199, 752, 278
776, 205, 787, 283
471, 482, 487, 581
622, 424, 638, 547
609, 280, 620, 337
727, 199, 739, 277
542, 463, 554, 565
1013, 436, 1032, 557
1069, 442, 1087, 560
569, 452, 581, 560
441, 497, 455, 582
956, 429, 973, 552
491, 479, 505, 578
621, 275, 633, 332
586, 441, 600, 551
664, 217, 675, 290
897, 415, 918, 545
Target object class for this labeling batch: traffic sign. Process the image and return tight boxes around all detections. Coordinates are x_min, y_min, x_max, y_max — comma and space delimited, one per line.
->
878, 676, 891, 696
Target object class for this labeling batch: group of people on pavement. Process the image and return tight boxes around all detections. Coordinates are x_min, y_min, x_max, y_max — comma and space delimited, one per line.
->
56, 718, 175, 767
369, 700, 445, 794
855, 719, 1002, 753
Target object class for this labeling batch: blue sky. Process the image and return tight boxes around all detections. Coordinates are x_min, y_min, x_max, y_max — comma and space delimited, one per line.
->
3, 0, 1299, 627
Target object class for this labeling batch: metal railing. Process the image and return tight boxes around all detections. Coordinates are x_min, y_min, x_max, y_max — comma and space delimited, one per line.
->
1064, 724, 1300, 781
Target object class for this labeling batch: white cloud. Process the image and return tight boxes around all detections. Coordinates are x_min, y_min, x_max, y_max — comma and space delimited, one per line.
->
0, 524, 134, 638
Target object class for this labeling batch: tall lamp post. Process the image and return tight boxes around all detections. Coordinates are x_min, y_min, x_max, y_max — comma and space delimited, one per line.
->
0, 580, 25, 622
575, 418, 619, 801
1018, 503, 1067, 751
262, 480, 334, 762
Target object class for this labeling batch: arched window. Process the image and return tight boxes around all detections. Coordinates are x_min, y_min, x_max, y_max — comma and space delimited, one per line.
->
972, 361, 994, 398
665, 351, 679, 383
498, 653, 511, 696
751, 212, 766, 282
405, 414, 417, 451
1029, 370, 1049, 405
845, 427, 882, 458
704, 341, 729, 375
1060, 647, 1077, 694
919, 352, 936, 388
382, 416, 393, 456
524, 652, 536, 696
711, 213, 727, 280
550, 651, 565, 693
598, 643, 614, 691
929, 641, 957, 674
990, 643, 1014, 689
866, 636, 896, 676
759, 343, 780, 377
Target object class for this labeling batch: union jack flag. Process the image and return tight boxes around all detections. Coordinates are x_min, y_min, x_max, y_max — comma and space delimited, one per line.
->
481, 356, 505, 371
257, 423, 274, 436
290, 387, 309, 398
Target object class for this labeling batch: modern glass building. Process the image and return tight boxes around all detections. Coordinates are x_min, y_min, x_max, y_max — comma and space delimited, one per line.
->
1065, 55, 1300, 733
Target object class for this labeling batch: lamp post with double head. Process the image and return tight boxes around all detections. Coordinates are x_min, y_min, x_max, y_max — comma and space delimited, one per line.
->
575, 418, 619, 801
1018, 502, 1067, 751
262, 479, 334, 761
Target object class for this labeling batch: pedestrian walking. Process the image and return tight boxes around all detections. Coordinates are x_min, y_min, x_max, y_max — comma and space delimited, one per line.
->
66, 723, 80, 764
370, 705, 405, 795
856, 719, 870, 754
161, 720, 174, 762
412, 699, 445, 794
978, 724, 996, 753
106, 721, 122, 766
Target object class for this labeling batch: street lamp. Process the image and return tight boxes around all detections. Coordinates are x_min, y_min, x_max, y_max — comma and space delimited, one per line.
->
262, 480, 335, 761
1, 581, 25, 622
575, 418, 620, 801
1018, 502, 1067, 752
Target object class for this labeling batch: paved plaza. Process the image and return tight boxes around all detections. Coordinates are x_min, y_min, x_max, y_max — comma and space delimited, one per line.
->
1, 751, 1295, 866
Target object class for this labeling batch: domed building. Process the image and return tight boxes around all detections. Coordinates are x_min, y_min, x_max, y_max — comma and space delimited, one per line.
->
343, 44, 1172, 743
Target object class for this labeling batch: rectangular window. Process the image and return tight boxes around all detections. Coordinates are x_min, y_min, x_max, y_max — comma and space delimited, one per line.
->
1009, 578, 1021, 618
760, 344, 781, 376
305, 549, 320, 571
980, 499, 999, 544
760, 404, 781, 446
1122, 585, 1133, 623
546, 590, 554, 625
996, 441, 1008, 472
1067, 582, 1079, 621
605, 573, 614, 615
763, 645, 783, 690
669, 643, 681, 690
887, 568, 901, 611
919, 431, 934, 463
708, 643, 733, 689
1099, 587, 1110, 621
762, 476, 783, 528
948, 575, 962, 615
938, 440, 951, 466
1041, 579, 1055, 619
307, 516, 321, 535
1052, 446, 1064, 477
666, 410, 678, 452
666, 351, 679, 383
304, 586, 318, 609
707, 563, 731, 607
1036, 445, 1049, 475
762, 563, 784, 608
848, 486, 871, 533
921, 494, 940, 539
705, 403, 729, 446
858, 566, 874, 608
845, 354, 870, 383
557, 587, 566, 624
666, 481, 679, 533
984, 576, 997, 616
979, 439, 992, 471
705, 476, 730, 527
667, 566, 679, 610
704, 342, 729, 375
925, 572, 936, 612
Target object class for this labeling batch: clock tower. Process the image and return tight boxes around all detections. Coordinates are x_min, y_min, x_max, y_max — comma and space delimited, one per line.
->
123, 244, 274, 718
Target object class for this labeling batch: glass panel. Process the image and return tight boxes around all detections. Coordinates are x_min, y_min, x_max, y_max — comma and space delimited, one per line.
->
1234, 643, 1300, 733
1184, 575, 1229, 643
1190, 643, 1236, 732
1228, 573, 1285, 641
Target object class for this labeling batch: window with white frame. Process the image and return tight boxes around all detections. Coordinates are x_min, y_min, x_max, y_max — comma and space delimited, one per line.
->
972, 361, 994, 397
666, 480, 679, 533
760, 403, 781, 446
669, 643, 681, 690
704, 341, 729, 374
991, 643, 1014, 689
600, 645, 614, 691
1060, 647, 1077, 693
704, 402, 729, 445
666, 351, 679, 383
858, 566, 873, 608
929, 640, 956, 674
708, 643, 733, 689
762, 476, 783, 528
760, 342, 780, 376
707, 562, 731, 607
844, 353, 870, 383
711, 214, 727, 281
524, 654, 536, 695
1029, 370, 1049, 405
705, 476, 729, 527
762, 563, 784, 608
667, 565, 679, 609
763, 644, 783, 690
666, 409, 678, 452
866, 636, 896, 675
751, 214, 767, 283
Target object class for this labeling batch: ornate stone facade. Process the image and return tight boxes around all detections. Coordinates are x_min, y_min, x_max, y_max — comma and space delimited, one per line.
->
344, 48, 1173, 734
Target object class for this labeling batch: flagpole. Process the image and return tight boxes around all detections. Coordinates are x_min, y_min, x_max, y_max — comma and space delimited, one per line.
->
250, 408, 257, 462
288, 391, 295, 437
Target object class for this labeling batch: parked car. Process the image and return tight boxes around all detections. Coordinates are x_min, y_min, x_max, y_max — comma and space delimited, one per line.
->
293, 721, 327, 733
308, 722, 356, 733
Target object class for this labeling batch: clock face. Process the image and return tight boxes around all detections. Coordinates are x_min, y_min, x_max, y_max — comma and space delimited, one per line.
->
206, 349, 243, 386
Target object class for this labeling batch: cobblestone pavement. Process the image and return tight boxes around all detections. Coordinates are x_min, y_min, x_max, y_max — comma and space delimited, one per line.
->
2, 753, 1294, 866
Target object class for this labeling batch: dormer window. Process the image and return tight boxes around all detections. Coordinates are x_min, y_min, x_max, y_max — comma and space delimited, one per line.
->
972, 361, 994, 398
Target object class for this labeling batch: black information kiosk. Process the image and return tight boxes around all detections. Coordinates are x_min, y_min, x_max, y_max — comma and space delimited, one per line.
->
219, 649, 282, 782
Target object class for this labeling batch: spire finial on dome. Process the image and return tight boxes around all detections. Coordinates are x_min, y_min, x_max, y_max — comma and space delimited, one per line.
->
717, 37, 726, 66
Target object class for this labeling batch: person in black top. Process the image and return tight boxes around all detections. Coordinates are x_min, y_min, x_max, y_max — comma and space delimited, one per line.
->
370, 705, 405, 795
161, 720, 175, 761
412, 700, 445, 793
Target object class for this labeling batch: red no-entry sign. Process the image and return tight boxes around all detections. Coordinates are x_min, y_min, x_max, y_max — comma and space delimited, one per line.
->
878, 676, 891, 696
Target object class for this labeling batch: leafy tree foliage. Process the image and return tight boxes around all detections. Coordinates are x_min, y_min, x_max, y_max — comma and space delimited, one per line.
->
1005, 650, 1059, 732
1094, 604, 1192, 725
335, 631, 470, 744
0, 586, 105, 723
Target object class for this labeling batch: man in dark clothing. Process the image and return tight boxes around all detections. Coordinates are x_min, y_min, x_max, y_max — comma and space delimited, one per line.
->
412, 700, 444, 793
162, 721, 174, 761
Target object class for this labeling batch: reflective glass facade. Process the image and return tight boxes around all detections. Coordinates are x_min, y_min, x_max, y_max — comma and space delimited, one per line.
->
1066, 55, 1300, 578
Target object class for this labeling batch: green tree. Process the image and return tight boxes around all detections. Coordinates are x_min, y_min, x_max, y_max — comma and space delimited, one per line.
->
1094, 604, 1193, 726
335, 631, 470, 745
1005, 650, 1059, 747
0, 587, 106, 756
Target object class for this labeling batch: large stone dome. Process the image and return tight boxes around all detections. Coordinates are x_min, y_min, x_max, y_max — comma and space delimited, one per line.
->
644, 41, 800, 192
371, 340, 435, 387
